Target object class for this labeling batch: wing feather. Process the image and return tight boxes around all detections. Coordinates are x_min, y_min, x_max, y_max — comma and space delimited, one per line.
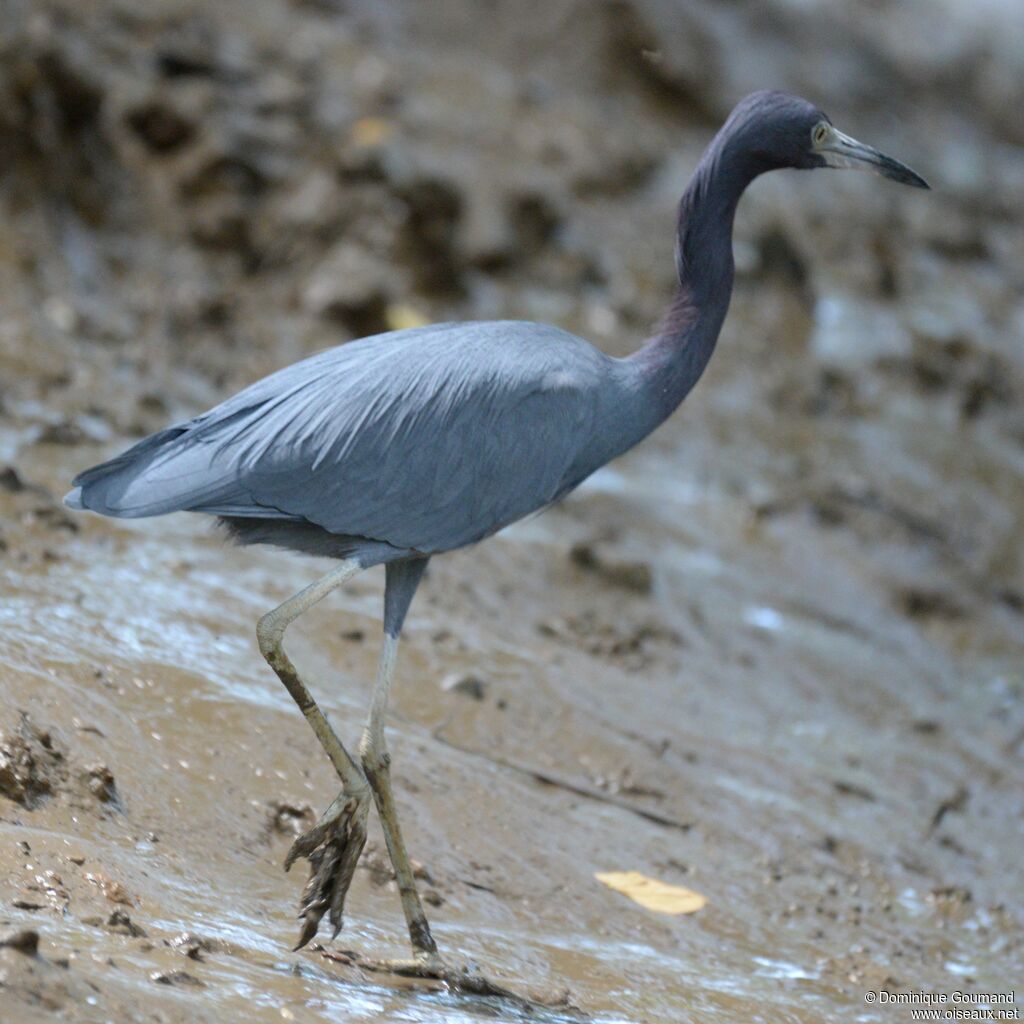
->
70, 322, 605, 553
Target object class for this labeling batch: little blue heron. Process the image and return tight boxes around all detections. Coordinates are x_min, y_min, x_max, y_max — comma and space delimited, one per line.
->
66, 91, 927, 977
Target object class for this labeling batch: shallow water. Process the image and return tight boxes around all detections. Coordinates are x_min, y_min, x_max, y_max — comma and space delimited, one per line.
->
2, 386, 1021, 1022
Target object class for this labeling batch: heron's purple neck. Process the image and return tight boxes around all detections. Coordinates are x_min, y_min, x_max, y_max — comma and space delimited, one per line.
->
626, 134, 758, 429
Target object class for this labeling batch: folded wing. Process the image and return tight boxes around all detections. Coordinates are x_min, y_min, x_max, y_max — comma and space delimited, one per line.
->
68, 322, 601, 553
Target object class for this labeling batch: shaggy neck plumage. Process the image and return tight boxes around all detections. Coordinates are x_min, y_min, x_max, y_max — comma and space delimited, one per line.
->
629, 127, 760, 423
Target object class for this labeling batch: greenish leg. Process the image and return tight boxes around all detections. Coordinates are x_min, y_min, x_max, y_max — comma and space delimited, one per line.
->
256, 559, 372, 950
358, 630, 440, 962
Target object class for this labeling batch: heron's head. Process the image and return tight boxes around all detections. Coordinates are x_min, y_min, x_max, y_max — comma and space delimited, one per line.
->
723, 91, 929, 188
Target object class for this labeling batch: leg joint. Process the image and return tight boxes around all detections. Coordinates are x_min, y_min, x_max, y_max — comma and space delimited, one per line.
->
360, 745, 390, 777
256, 613, 283, 659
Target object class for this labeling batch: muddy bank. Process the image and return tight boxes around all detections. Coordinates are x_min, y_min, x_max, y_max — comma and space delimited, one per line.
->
1, 1, 1022, 1022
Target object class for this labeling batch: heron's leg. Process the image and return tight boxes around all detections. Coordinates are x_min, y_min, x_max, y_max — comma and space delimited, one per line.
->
357, 558, 439, 960
256, 559, 372, 949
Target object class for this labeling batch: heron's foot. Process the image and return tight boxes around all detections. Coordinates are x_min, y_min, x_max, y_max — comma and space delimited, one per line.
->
337, 951, 575, 1009
354, 951, 447, 978
285, 788, 370, 950
355, 952, 512, 993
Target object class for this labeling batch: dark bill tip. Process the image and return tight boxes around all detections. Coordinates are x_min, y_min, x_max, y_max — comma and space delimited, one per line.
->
877, 153, 930, 189
818, 127, 931, 190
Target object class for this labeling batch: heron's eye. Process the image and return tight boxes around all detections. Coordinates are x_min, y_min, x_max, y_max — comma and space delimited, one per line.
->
812, 123, 829, 147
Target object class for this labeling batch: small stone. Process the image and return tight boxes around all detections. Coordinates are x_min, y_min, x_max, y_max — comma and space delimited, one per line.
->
85, 872, 135, 905
440, 673, 486, 700
0, 928, 39, 954
569, 542, 653, 594
11, 897, 45, 910
107, 909, 147, 937
83, 764, 119, 804
170, 931, 212, 960
150, 969, 203, 987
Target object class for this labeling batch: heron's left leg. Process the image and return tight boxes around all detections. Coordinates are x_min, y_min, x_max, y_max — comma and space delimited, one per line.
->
357, 558, 441, 963
256, 559, 372, 949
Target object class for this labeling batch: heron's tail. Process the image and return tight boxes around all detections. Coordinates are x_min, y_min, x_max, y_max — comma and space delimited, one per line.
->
63, 421, 252, 519
64, 425, 194, 517
63, 486, 86, 510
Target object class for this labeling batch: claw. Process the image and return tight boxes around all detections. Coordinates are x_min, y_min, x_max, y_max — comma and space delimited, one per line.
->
293, 909, 325, 952
286, 792, 369, 950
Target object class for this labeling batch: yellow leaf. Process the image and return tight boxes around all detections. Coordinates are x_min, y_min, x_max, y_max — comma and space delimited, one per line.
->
349, 117, 393, 149
595, 870, 707, 915
386, 303, 431, 331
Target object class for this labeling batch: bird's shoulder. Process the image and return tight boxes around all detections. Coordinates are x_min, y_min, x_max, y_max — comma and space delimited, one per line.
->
201, 321, 603, 432
323, 320, 606, 446
326, 319, 608, 392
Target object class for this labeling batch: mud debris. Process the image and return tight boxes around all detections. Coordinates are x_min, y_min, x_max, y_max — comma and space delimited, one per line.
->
358, 841, 434, 888
0, 715, 65, 809
85, 872, 135, 906
832, 780, 877, 803
928, 786, 970, 835
568, 541, 653, 594
0, 928, 40, 955
150, 968, 204, 987
266, 800, 315, 837
440, 671, 487, 700
106, 910, 147, 938
168, 932, 222, 961
82, 764, 120, 806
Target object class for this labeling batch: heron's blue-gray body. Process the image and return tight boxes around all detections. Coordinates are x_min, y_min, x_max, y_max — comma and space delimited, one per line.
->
64, 91, 927, 970
66, 320, 675, 556
70, 90, 931, 552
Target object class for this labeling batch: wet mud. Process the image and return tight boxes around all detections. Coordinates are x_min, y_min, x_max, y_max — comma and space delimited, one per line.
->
1, 1, 1022, 1022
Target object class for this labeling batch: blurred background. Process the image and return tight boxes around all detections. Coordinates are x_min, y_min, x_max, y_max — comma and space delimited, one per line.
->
0, 2, 1021, 1022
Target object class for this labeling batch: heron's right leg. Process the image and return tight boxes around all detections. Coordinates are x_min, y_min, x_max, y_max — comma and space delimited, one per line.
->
256, 559, 372, 950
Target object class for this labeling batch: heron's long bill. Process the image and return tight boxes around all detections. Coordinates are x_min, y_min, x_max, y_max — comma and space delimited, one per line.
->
815, 124, 929, 188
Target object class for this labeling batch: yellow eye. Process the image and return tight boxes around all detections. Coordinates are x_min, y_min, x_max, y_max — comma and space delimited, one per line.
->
812, 123, 829, 146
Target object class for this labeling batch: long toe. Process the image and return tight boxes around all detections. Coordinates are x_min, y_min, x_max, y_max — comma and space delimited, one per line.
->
356, 952, 448, 979
287, 792, 369, 950
352, 954, 556, 1008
